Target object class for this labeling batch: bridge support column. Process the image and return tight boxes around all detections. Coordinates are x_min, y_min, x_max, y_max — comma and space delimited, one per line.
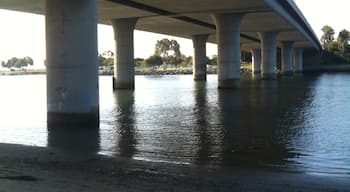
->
251, 48, 261, 74
112, 18, 137, 89
46, 0, 99, 126
294, 48, 303, 73
281, 41, 294, 76
212, 13, 243, 88
259, 32, 278, 80
192, 34, 209, 81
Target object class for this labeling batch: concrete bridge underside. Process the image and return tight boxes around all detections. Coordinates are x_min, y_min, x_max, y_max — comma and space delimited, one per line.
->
0, 0, 321, 125
0, 0, 320, 47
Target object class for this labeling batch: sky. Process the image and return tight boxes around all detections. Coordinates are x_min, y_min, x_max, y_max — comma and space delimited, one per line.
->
0, 0, 347, 68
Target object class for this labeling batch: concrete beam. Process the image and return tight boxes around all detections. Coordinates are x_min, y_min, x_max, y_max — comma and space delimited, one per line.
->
112, 18, 138, 89
263, 0, 321, 50
212, 13, 243, 88
46, 0, 99, 126
259, 32, 278, 80
0, 0, 320, 49
192, 34, 209, 81
281, 41, 294, 76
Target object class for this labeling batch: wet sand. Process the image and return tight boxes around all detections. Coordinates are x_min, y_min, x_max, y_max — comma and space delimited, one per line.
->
0, 143, 349, 192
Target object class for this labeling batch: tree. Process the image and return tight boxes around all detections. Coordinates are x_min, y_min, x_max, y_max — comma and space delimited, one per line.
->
337, 29, 350, 56
2, 57, 34, 69
155, 39, 171, 58
155, 38, 182, 65
180, 55, 192, 68
321, 25, 335, 50
135, 58, 146, 67
145, 55, 163, 67
98, 50, 114, 67
208, 55, 218, 65
328, 41, 341, 55
23, 56, 34, 66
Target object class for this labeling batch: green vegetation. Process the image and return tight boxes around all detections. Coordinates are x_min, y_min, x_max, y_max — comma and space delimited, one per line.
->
145, 55, 162, 66
98, 50, 114, 67
207, 55, 218, 66
321, 25, 350, 64
1, 56, 33, 69
154, 38, 182, 65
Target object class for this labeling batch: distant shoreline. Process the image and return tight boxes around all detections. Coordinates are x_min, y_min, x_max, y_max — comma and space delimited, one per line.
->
304, 64, 350, 73
1, 64, 350, 76
0, 68, 217, 76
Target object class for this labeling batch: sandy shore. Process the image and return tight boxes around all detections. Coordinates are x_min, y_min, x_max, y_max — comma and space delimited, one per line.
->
0, 143, 349, 192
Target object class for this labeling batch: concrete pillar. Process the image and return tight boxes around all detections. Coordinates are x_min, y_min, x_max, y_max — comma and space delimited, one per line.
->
259, 32, 278, 79
46, 0, 99, 126
251, 48, 261, 74
112, 18, 137, 89
212, 13, 243, 88
192, 34, 209, 81
281, 41, 294, 76
294, 48, 303, 73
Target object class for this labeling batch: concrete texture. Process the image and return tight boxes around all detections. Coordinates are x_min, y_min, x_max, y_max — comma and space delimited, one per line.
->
212, 13, 243, 89
192, 34, 209, 81
0, 0, 320, 49
281, 41, 294, 76
45, 0, 99, 125
259, 32, 278, 80
251, 48, 261, 74
294, 48, 304, 73
112, 18, 138, 89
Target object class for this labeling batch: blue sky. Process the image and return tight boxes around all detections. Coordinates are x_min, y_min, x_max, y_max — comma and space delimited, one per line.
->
0, 0, 347, 68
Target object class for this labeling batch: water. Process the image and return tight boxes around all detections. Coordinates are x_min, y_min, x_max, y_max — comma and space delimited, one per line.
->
0, 73, 350, 176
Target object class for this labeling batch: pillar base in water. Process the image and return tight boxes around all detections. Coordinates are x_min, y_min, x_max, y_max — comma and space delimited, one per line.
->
253, 70, 261, 75
113, 77, 135, 89
194, 74, 207, 81
262, 73, 277, 80
47, 111, 99, 128
218, 79, 240, 89
281, 71, 294, 76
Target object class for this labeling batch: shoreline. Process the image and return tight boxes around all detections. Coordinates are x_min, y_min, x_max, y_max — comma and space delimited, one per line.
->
1, 64, 350, 76
0, 143, 349, 191
0, 68, 219, 76
304, 64, 350, 73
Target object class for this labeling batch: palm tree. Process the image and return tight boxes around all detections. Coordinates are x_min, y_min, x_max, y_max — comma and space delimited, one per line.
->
321, 25, 335, 50
337, 29, 350, 56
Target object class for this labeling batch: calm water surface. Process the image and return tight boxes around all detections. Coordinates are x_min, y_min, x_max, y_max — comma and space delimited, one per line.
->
0, 74, 349, 176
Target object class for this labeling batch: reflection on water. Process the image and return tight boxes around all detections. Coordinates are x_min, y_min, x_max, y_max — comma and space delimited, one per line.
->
1, 74, 350, 176
114, 90, 136, 158
47, 124, 100, 154
217, 80, 295, 168
193, 82, 211, 165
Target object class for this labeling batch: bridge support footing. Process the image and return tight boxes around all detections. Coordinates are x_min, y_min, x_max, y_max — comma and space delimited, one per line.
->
259, 32, 278, 80
192, 34, 209, 81
212, 13, 243, 89
281, 41, 294, 76
112, 18, 138, 90
46, 0, 99, 126
294, 48, 304, 74
251, 48, 261, 75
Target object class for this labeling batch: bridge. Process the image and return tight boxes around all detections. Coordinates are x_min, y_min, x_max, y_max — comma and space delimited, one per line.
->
0, 0, 321, 125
